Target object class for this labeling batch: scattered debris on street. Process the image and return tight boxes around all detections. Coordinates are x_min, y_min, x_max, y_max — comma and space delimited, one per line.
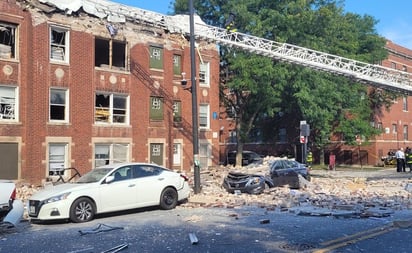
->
79, 223, 124, 236
13, 157, 412, 220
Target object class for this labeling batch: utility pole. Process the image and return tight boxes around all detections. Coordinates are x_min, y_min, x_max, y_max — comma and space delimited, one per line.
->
189, 0, 201, 194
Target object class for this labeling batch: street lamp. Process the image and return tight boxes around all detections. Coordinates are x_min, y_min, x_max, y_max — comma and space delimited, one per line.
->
188, 0, 201, 194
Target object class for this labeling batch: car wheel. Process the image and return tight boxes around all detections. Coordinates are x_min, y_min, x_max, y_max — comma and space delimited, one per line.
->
160, 187, 178, 210
70, 197, 95, 223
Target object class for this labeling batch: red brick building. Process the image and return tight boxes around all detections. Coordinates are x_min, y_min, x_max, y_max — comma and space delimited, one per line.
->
327, 40, 412, 166
0, 0, 221, 184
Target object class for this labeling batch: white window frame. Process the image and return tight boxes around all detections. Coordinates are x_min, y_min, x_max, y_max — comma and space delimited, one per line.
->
199, 62, 210, 86
94, 143, 129, 167
50, 26, 69, 63
48, 143, 69, 176
49, 88, 69, 122
173, 142, 182, 166
199, 104, 210, 129
199, 141, 212, 169
0, 22, 17, 60
95, 93, 129, 125
0, 85, 18, 122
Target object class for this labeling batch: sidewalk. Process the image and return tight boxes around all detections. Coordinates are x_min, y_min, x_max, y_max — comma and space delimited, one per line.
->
311, 166, 412, 180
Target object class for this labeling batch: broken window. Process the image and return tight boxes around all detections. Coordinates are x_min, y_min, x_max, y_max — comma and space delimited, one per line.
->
0, 22, 17, 59
50, 26, 69, 62
94, 143, 129, 167
50, 88, 68, 121
149, 46, 163, 69
95, 93, 128, 124
0, 85, 17, 120
95, 38, 127, 71
199, 62, 210, 86
150, 96, 163, 120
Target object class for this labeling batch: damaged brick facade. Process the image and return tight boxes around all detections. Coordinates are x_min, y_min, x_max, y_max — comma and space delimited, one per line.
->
0, 0, 220, 184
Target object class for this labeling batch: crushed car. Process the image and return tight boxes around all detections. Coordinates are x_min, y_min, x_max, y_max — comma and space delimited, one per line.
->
222, 158, 311, 194
0, 180, 24, 227
269, 159, 311, 189
222, 172, 274, 195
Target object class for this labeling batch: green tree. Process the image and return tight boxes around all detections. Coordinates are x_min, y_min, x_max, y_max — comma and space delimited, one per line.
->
174, 0, 392, 165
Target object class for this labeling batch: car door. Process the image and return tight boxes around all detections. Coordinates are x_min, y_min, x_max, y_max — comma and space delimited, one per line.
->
99, 166, 138, 212
133, 165, 166, 206
271, 160, 296, 186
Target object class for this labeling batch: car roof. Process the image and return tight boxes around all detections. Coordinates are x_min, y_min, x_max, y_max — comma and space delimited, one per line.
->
96, 162, 164, 169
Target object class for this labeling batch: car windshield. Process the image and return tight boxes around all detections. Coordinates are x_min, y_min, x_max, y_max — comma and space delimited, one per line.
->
76, 167, 113, 183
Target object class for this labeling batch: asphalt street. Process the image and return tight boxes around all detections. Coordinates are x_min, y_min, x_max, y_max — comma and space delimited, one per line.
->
1, 204, 411, 253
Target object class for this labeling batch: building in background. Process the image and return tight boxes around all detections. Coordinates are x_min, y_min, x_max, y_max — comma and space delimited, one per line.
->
0, 0, 220, 184
219, 40, 412, 167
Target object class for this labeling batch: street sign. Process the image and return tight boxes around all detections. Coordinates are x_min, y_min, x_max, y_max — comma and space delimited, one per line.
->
300, 136, 306, 144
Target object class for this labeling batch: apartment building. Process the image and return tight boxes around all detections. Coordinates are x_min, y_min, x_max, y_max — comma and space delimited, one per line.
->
0, 0, 220, 183
327, 40, 412, 166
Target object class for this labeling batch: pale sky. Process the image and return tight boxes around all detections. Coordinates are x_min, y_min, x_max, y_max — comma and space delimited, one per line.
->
112, 0, 412, 49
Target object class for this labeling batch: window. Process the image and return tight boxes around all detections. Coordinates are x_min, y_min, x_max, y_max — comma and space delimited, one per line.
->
279, 128, 287, 142
50, 88, 68, 122
199, 104, 210, 128
149, 46, 163, 69
391, 62, 396, 69
94, 143, 129, 167
402, 65, 408, 72
150, 143, 164, 165
199, 142, 211, 169
392, 124, 397, 134
0, 22, 17, 59
377, 122, 383, 130
199, 62, 210, 86
173, 100, 182, 123
48, 143, 68, 176
173, 54, 182, 75
403, 125, 408, 140
173, 143, 181, 166
150, 97, 164, 121
95, 93, 128, 124
50, 26, 69, 62
403, 96, 408, 111
95, 38, 126, 71
0, 86, 17, 121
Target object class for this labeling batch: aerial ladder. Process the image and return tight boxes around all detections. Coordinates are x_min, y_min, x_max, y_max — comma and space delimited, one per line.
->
89, 0, 412, 93
38, 0, 412, 92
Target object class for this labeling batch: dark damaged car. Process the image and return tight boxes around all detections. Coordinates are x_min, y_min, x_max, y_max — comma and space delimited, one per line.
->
269, 159, 311, 189
222, 158, 311, 194
222, 172, 274, 195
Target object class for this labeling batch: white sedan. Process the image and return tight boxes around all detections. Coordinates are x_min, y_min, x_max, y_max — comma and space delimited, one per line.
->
28, 163, 191, 223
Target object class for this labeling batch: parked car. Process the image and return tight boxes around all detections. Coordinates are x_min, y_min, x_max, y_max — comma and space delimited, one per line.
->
222, 172, 274, 194
269, 159, 311, 189
28, 162, 190, 223
0, 180, 24, 227
226, 151, 263, 166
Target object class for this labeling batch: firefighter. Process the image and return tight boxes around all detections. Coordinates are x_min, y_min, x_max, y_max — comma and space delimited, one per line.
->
306, 151, 313, 166
405, 147, 412, 172
224, 12, 237, 33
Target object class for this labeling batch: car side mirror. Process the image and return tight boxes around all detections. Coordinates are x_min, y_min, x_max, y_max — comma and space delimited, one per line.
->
105, 175, 115, 184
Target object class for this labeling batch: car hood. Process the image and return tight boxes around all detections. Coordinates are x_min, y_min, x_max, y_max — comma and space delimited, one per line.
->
30, 183, 97, 201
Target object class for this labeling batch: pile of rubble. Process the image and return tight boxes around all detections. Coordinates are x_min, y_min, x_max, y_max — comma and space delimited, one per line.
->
183, 161, 412, 218
15, 159, 412, 219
